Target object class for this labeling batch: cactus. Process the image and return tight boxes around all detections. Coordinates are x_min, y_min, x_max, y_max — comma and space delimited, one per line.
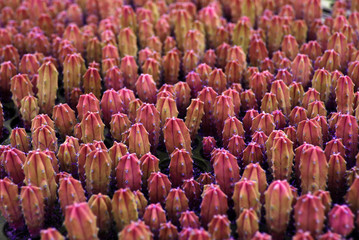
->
328, 204, 354, 237
318, 231, 342, 240
335, 114, 358, 165
185, 98, 204, 139
80, 111, 105, 143
202, 136, 216, 158
143, 203, 167, 235
289, 107, 308, 127
345, 176, 359, 213
20, 185, 45, 237
236, 208, 259, 240
294, 193, 325, 236
64, 202, 99, 240
179, 210, 200, 228
133, 190, 148, 218
181, 178, 202, 208
336, 76, 354, 114
10, 128, 30, 153
58, 175, 86, 212
222, 116, 245, 147
85, 148, 111, 195
148, 172, 172, 204
40, 228, 65, 240
214, 95, 235, 136
165, 188, 189, 223
292, 231, 314, 240
100, 89, 123, 125
62, 53, 86, 99
139, 153, 159, 186
115, 153, 141, 191
118, 220, 153, 240
169, 149, 193, 187
200, 184, 228, 227
76, 93, 100, 120
123, 123, 150, 158
291, 54, 313, 87
112, 188, 138, 231
156, 97, 179, 128
37, 61, 58, 114
24, 150, 57, 205
328, 153, 346, 198
271, 136, 294, 180
10, 74, 33, 108
136, 103, 161, 151
251, 113, 275, 136
109, 113, 130, 142
163, 117, 192, 155
159, 222, 178, 240
32, 125, 57, 151
233, 179, 261, 218
0, 178, 23, 229
297, 119, 322, 147
2, 148, 26, 185
135, 74, 157, 104
0, 61, 16, 96
312, 68, 331, 104
265, 180, 293, 238
163, 49, 180, 84
52, 103, 76, 136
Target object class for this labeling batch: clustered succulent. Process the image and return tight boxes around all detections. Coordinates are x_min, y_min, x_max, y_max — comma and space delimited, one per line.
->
1, 0, 359, 239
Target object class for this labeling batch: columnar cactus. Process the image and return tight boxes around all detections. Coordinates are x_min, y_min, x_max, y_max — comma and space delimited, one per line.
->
156, 96, 179, 128
52, 103, 76, 136
20, 185, 45, 237
10, 74, 33, 108
2, 147, 26, 184
62, 53, 85, 99
271, 136, 294, 180
64, 202, 99, 240
118, 220, 153, 240
213, 95, 235, 136
32, 125, 57, 151
143, 203, 167, 235
345, 177, 359, 213
159, 222, 178, 240
58, 175, 86, 212
294, 193, 325, 236
336, 76, 354, 114
136, 104, 161, 151
236, 208, 259, 240
80, 111, 105, 143
82, 67, 102, 99
37, 61, 58, 114
312, 68, 332, 104
40, 228, 65, 240
100, 89, 123, 125
265, 180, 293, 238
148, 172, 172, 204
328, 204, 354, 237
163, 117, 192, 155
335, 114, 358, 165
185, 98, 204, 139
112, 188, 138, 231
116, 153, 142, 191
297, 119, 323, 147
24, 150, 57, 205
110, 113, 131, 141
76, 93, 100, 121
200, 184, 228, 227
232, 179, 261, 217
165, 188, 189, 223
10, 128, 30, 153
0, 178, 23, 229
85, 148, 111, 195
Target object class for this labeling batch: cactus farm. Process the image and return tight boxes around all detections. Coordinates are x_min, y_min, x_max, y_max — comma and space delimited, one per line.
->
2, 0, 359, 239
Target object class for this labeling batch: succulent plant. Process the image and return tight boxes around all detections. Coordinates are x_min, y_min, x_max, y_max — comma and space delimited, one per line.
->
165, 188, 189, 224
37, 61, 58, 115
0, 178, 23, 229
112, 188, 138, 231
40, 228, 65, 240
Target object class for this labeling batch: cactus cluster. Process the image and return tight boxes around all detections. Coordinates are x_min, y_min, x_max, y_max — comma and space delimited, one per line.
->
1, 0, 359, 240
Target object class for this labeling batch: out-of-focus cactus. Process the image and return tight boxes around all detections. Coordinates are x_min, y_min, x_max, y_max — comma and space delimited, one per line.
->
163, 49, 180, 84
297, 119, 323, 147
0, 61, 16, 96
2, 148, 26, 185
291, 54, 313, 88
62, 53, 85, 99
328, 204, 354, 237
335, 114, 358, 165
169, 148, 193, 187
118, 220, 153, 240
335, 76, 354, 114
64, 202, 99, 240
236, 208, 259, 240
292, 231, 314, 240
200, 184, 228, 227
179, 210, 200, 229
202, 136, 216, 158
40, 228, 65, 240
251, 113, 275, 136
159, 222, 178, 240
345, 176, 359, 213
37, 61, 58, 115
134, 190, 148, 218
139, 153, 159, 186
136, 74, 157, 104
112, 188, 138, 231
294, 193, 325, 236
156, 96, 179, 128
318, 231, 342, 240
110, 113, 130, 142
0, 178, 23, 229
76, 93, 100, 121
328, 153, 346, 198
312, 68, 331, 104
118, 27, 138, 58
10, 74, 33, 108
148, 172, 171, 204
58, 175, 86, 212
120, 56, 139, 91
20, 185, 44, 238
264, 180, 293, 238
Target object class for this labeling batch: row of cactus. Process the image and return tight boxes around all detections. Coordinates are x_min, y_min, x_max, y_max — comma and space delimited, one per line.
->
1, 0, 359, 239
